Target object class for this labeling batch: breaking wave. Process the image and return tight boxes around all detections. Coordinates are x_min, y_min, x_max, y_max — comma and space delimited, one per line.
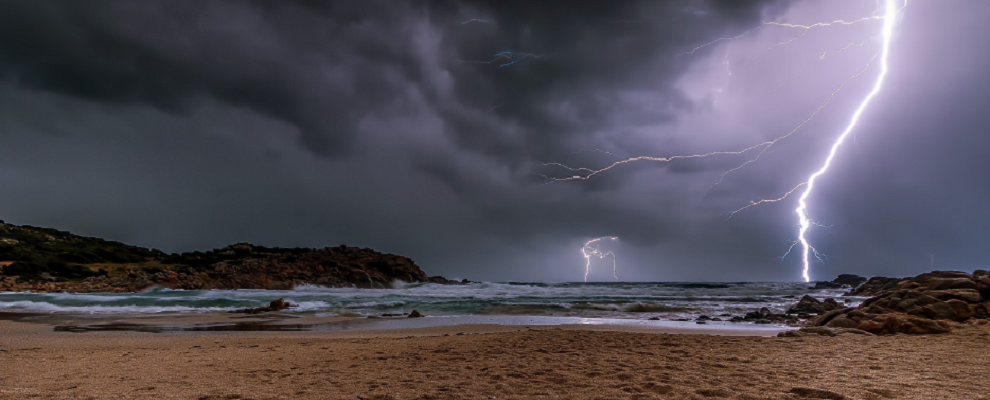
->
0, 281, 847, 318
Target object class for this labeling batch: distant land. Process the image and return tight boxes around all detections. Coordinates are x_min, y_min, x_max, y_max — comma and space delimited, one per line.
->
0, 220, 463, 293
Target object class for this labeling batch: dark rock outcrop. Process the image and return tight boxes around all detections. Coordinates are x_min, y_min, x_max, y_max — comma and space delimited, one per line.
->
810, 270, 990, 335
845, 276, 903, 297
813, 281, 843, 290
813, 274, 868, 289
741, 307, 799, 324
786, 295, 843, 315
428, 276, 472, 285
0, 221, 460, 292
233, 298, 297, 314
832, 274, 868, 287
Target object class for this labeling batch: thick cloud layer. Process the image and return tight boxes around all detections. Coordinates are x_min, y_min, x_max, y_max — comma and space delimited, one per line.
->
0, 0, 986, 281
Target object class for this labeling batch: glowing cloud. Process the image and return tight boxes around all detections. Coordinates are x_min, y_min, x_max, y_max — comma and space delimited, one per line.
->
543, 1, 907, 282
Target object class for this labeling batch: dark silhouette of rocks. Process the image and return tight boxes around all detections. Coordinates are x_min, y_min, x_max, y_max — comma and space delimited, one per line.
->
428, 276, 472, 285
844, 276, 904, 296
832, 274, 868, 287
740, 307, 799, 324
813, 274, 868, 289
786, 295, 844, 315
0, 221, 460, 292
802, 270, 990, 335
408, 310, 424, 318
269, 298, 291, 310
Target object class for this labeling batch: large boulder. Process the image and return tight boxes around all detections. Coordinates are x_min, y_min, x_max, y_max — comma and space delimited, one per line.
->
812, 270, 989, 335
787, 295, 843, 314
975, 271, 990, 298
232, 298, 297, 314
846, 277, 903, 296
900, 317, 952, 335
925, 289, 984, 303
910, 300, 970, 321
269, 298, 292, 310
824, 315, 860, 329
788, 295, 824, 314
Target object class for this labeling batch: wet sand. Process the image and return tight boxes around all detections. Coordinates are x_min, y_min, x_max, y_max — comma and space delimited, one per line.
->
0, 312, 795, 335
1, 317, 989, 399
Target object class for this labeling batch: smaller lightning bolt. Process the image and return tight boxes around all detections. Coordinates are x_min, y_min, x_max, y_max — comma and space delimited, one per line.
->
724, 182, 807, 221
460, 18, 491, 25
582, 237, 619, 282
682, 7, 903, 56
680, 30, 753, 56
820, 35, 880, 60
540, 48, 882, 187
498, 53, 543, 68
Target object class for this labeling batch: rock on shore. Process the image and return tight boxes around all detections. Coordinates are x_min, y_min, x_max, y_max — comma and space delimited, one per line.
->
802, 270, 990, 335
844, 276, 904, 297
813, 274, 868, 290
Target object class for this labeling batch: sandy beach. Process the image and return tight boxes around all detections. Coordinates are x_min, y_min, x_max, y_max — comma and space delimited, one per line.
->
2, 317, 988, 400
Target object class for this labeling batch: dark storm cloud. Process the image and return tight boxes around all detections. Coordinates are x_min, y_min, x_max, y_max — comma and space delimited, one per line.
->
0, 0, 782, 158
435, 0, 784, 161
0, 0, 438, 155
1, 0, 985, 282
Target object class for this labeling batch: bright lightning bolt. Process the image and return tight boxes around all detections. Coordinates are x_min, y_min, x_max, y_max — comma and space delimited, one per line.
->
543, 1, 906, 283
795, 0, 900, 282
582, 237, 619, 282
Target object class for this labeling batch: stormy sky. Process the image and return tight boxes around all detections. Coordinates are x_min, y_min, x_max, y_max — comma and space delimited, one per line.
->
0, 0, 987, 282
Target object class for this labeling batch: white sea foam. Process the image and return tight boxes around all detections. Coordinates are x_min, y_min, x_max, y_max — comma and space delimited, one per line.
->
0, 281, 847, 318
0, 300, 238, 314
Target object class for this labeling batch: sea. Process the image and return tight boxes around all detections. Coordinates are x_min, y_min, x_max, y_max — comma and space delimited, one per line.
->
0, 281, 857, 322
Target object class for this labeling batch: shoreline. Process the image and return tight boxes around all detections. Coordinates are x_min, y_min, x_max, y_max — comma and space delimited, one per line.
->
0, 311, 795, 337
0, 281, 852, 324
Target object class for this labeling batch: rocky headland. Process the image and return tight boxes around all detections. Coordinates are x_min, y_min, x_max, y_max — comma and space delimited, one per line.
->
0, 220, 463, 293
